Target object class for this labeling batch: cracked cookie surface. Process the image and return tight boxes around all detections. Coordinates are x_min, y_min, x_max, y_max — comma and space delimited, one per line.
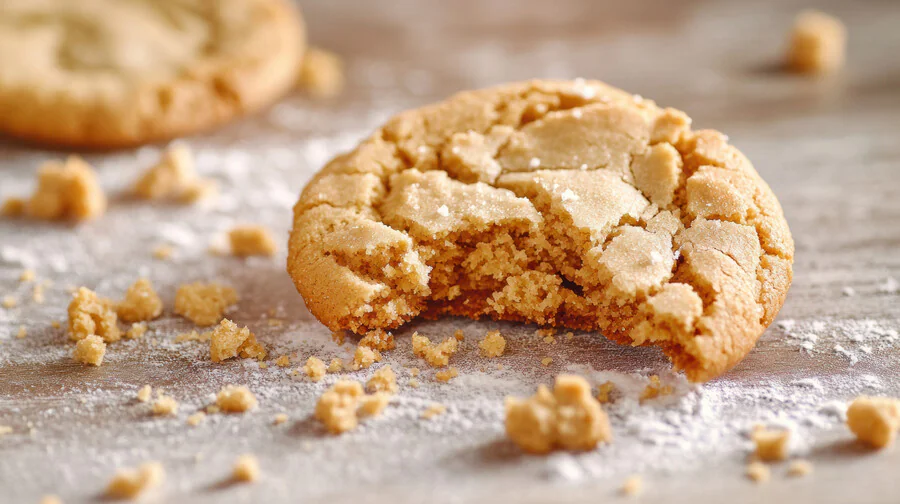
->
288, 79, 794, 382
0, 0, 304, 147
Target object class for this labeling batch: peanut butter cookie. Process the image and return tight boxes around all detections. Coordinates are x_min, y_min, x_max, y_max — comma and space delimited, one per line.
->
287, 79, 794, 382
0, 0, 304, 147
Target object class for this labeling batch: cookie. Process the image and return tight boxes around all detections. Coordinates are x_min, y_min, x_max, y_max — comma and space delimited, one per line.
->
0, 0, 304, 148
287, 79, 794, 382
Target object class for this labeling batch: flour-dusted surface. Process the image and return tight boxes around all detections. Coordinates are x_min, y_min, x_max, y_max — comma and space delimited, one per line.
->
2, 0, 900, 503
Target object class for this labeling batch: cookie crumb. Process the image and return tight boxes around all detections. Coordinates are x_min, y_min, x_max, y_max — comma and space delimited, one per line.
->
68, 287, 120, 343
479, 330, 506, 358
186, 412, 206, 426
358, 393, 391, 417
640, 375, 674, 402
0, 425, 13, 436
421, 403, 447, 420
408, 378, 419, 388
175, 330, 209, 343
453, 329, 465, 341
38, 495, 62, 504
327, 358, 343, 373
17, 156, 106, 222
359, 329, 396, 351
303, 356, 327, 381
174, 282, 238, 326
0, 197, 25, 217
596, 381, 615, 403
273, 413, 289, 425
786, 459, 814, 477
787, 10, 846, 74
411, 332, 458, 367
228, 225, 277, 257
19, 269, 35, 282
275, 355, 291, 367
152, 245, 174, 260
136, 385, 152, 403
751, 426, 791, 461
32, 283, 45, 304
216, 385, 258, 413
73, 335, 106, 366
117, 278, 163, 323
315, 380, 365, 434
505, 375, 612, 454
15, 325, 26, 339
299, 47, 345, 98
232, 454, 260, 483
1, 296, 16, 309
435, 367, 459, 382
745, 461, 770, 483
125, 322, 148, 340
408, 367, 420, 377
133, 145, 215, 203
105, 461, 164, 499
621, 475, 643, 497
366, 365, 397, 393
152, 393, 179, 416
349, 345, 381, 371
540, 357, 553, 367
846, 395, 900, 448
209, 319, 266, 362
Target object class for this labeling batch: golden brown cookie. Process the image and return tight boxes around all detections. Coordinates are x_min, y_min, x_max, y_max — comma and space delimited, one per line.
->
287, 79, 794, 382
0, 0, 304, 148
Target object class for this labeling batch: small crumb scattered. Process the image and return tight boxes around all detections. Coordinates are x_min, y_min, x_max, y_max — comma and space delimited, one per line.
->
746, 461, 771, 483
228, 225, 278, 257
216, 385, 258, 413
315, 380, 390, 434
8, 156, 106, 222
787, 10, 846, 74
408, 367, 420, 377
1, 296, 16, 309
479, 330, 506, 358
787, 459, 814, 477
327, 358, 343, 373
273, 413, 289, 425
596, 381, 615, 403
299, 46, 345, 98
117, 278, 163, 323
0, 425, 13, 436
453, 329, 465, 341
421, 403, 447, 420
124, 322, 148, 340
358, 393, 391, 417
132, 144, 216, 203
136, 385, 152, 403
232, 454, 260, 483
209, 319, 266, 362
15, 325, 26, 339
275, 355, 291, 367
186, 412, 206, 426
359, 329, 396, 351
152, 244, 174, 260
19, 269, 35, 282
411, 332, 458, 367
366, 365, 397, 394
38, 495, 62, 504
174, 282, 238, 326
73, 335, 106, 366
68, 287, 121, 343
408, 378, 419, 388
504, 375, 612, 454
303, 356, 327, 381
152, 393, 179, 416
51, 320, 61, 329
542, 335, 556, 345
105, 461, 165, 499
846, 395, 900, 448
435, 367, 459, 382
349, 345, 381, 371
32, 283, 45, 304
640, 375, 674, 402
751, 426, 791, 461
541, 357, 553, 367
621, 474, 643, 497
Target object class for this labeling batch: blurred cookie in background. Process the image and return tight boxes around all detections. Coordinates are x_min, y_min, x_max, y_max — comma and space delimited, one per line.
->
0, 0, 305, 148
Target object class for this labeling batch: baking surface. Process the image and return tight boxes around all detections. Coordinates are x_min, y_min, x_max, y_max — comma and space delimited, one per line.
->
1, 0, 899, 502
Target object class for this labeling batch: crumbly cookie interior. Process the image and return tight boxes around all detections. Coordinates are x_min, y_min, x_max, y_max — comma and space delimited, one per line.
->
289, 80, 793, 381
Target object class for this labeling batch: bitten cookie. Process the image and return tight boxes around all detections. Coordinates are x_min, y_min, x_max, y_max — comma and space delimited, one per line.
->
0, 0, 304, 148
288, 79, 794, 382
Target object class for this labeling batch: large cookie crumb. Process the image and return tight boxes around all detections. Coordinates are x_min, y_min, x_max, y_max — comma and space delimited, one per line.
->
4, 156, 106, 222
68, 287, 120, 343
116, 278, 163, 323
751, 426, 790, 461
314, 380, 390, 434
787, 10, 846, 74
412, 333, 458, 367
105, 461, 165, 500
73, 335, 106, 366
216, 385, 258, 413
504, 374, 612, 454
478, 330, 506, 358
209, 319, 267, 362
299, 47, 345, 98
229, 225, 278, 257
174, 282, 238, 326
132, 145, 216, 202
366, 365, 397, 393
846, 395, 900, 448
